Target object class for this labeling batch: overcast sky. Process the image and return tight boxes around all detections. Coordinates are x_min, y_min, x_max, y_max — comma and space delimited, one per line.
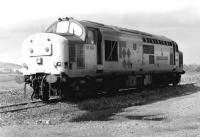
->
0, 0, 200, 65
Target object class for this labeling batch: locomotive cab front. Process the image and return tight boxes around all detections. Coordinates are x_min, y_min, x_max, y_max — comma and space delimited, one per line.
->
22, 18, 88, 100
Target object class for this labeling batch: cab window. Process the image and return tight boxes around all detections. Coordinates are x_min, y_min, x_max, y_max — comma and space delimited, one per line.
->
46, 21, 83, 37
46, 23, 57, 33
69, 22, 83, 36
86, 30, 95, 44
56, 21, 69, 33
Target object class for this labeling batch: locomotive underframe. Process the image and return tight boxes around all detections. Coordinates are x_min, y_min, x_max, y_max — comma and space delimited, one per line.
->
24, 71, 183, 101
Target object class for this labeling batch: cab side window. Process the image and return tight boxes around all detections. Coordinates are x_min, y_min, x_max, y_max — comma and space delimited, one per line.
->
86, 30, 96, 44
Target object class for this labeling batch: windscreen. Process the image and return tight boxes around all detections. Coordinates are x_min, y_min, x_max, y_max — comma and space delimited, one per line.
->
46, 21, 83, 36
56, 21, 69, 33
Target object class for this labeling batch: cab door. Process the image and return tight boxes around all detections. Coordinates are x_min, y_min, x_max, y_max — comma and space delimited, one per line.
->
85, 27, 103, 73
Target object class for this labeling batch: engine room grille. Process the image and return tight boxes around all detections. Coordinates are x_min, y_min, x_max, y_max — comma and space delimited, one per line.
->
69, 44, 76, 62
119, 41, 126, 58
149, 55, 154, 64
76, 44, 85, 69
170, 53, 173, 65
143, 45, 154, 54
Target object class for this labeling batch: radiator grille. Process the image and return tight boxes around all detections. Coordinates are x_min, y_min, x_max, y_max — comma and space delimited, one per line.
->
76, 44, 85, 69
149, 55, 154, 64
69, 44, 76, 62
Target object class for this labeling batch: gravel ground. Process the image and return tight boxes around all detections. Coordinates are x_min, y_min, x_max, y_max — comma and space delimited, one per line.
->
1, 72, 200, 137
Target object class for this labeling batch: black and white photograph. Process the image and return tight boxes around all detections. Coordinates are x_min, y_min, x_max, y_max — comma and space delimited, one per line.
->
0, 0, 200, 136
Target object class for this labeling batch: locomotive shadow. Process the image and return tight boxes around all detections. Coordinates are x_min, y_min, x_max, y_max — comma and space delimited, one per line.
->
70, 83, 200, 122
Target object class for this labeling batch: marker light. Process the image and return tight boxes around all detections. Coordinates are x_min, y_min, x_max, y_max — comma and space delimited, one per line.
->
29, 48, 34, 53
45, 47, 49, 52
56, 62, 62, 66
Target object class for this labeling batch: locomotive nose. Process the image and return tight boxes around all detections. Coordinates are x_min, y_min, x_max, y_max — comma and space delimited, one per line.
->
22, 33, 68, 75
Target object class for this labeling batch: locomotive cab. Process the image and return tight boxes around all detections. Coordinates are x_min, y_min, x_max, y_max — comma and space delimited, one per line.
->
23, 18, 86, 74
21, 18, 89, 100
21, 18, 104, 101
44, 18, 102, 75
46, 18, 86, 40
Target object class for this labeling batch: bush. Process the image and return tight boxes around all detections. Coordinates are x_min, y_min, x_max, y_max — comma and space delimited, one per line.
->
184, 64, 200, 72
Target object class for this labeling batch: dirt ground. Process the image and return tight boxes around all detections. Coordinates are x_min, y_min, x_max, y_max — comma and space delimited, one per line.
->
1, 73, 200, 137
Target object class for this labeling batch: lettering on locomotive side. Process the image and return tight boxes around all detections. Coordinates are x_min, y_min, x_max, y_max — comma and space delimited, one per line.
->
85, 45, 94, 50
156, 56, 168, 60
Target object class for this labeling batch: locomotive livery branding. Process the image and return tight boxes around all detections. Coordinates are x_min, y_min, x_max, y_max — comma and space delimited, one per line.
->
18, 17, 185, 101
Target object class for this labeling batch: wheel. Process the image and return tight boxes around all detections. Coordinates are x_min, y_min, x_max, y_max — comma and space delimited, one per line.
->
172, 75, 181, 86
60, 81, 70, 100
40, 82, 50, 101
40, 91, 49, 101
136, 77, 144, 90
31, 89, 40, 100
68, 81, 86, 100
103, 76, 119, 95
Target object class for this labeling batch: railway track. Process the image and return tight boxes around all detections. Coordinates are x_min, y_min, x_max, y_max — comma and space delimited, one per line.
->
0, 98, 59, 113
0, 83, 193, 114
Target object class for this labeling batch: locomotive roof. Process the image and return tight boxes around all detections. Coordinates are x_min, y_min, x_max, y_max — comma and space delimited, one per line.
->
80, 20, 172, 41
52, 17, 176, 45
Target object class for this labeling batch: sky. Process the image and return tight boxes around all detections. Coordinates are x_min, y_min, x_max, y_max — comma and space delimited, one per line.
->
0, 0, 200, 65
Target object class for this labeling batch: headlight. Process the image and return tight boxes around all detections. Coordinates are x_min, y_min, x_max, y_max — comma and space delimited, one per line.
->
29, 48, 34, 53
36, 58, 43, 64
56, 62, 62, 66
45, 47, 49, 52
54, 62, 63, 68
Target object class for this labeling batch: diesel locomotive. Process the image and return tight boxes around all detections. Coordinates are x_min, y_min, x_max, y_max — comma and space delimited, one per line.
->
20, 17, 185, 101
